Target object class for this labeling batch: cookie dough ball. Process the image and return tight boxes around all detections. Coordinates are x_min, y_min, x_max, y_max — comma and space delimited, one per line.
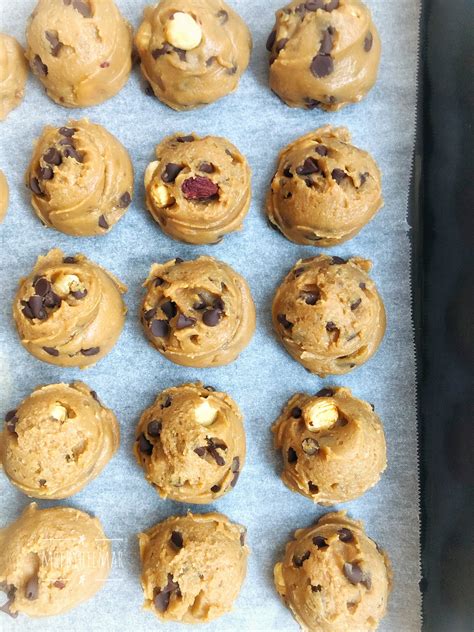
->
267, 0, 381, 111
0, 170, 9, 222
267, 126, 383, 246
144, 132, 251, 245
1, 382, 119, 499
25, 120, 133, 236
274, 512, 391, 632
0, 34, 28, 120
273, 386, 386, 504
135, 0, 252, 110
0, 503, 111, 618
134, 382, 245, 503
141, 256, 255, 367
25, 0, 132, 107
13, 248, 127, 368
272, 255, 385, 376
139, 512, 248, 623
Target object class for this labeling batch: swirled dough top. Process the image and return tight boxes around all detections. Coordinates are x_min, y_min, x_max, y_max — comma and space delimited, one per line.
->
145, 132, 251, 245
274, 511, 391, 632
273, 386, 386, 504
0, 170, 9, 222
266, 126, 383, 246
134, 382, 245, 503
141, 256, 256, 367
13, 248, 127, 368
25, 0, 132, 107
267, 0, 381, 111
135, 0, 252, 110
272, 255, 386, 377
0, 503, 111, 618
25, 119, 134, 236
1, 382, 119, 499
139, 512, 248, 623
0, 33, 28, 120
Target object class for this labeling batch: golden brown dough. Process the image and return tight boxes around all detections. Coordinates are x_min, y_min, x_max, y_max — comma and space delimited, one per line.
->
273, 386, 386, 504
13, 248, 127, 368
135, 0, 252, 110
25, 119, 133, 236
141, 256, 255, 367
267, 0, 381, 111
0, 34, 28, 120
0, 503, 111, 618
272, 255, 385, 376
25, 0, 132, 107
266, 126, 383, 246
0, 170, 9, 222
139, 512, 248, 623
1, 382, 119, 499
134, 382, 245, 503
274, 512, 391, 632
144, 132, 251, 244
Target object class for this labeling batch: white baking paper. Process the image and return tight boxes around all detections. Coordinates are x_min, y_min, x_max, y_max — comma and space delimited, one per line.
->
0, 1, 421, 630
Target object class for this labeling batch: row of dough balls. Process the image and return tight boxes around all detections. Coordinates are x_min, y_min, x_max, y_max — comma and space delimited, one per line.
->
0, 504, 391, 629
1, 382, 385, 505
13, 249, 385, 376
0, 121, 384, 245
1, 0, 381, 116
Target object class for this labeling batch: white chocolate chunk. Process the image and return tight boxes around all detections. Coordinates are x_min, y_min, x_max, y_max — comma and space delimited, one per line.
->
50, 403, 67, 422
194, 399, 217, 426
303, 399, 339, 432
165, 13, 202, 51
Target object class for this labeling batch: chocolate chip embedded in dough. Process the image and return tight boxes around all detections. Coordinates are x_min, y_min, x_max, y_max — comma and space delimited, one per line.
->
324, 0, 339, 11
266, 29, 276, 51
304, 292, 320, 305
43, 346, 59, 357
296, 157, 320, 176
147, 420, 162, 437
43, 147, 62, 166
310, 54, 334, 78
33, 54, 48, 76
176, 313, 197, 329
162, 396, 172, 408
331, 256, 347, 265
277, 314, 293, 330
72, 0, 92, 18
45, 31, 63, 56
293, 551, 310, 567
338, 528, 354, 543
138, 433, 153, 455
98, 215, 109, 229
351, 298, 362, 311
308, 481, 319, 493
316, 388, 334, 397
287, 447, 298, 463
80, 347, 100, 356
34, 277, 51, 296
319, 27, 336, 55
29, 176, 44, 196
170, 531, 184, 549
153, 575, 179, 613
217, 9, 229, 24
198, 162, 215, 174
38, 166, 53, 180
118, 192, 131, 208
28, 295, 46, 320
312, 535, 329, 548
343, 562, 371, 588
331, 168, 347, 184
63, 145, 84, 162
59, 127, 76, 137
150, 319, 169, 338
161, 163, 183, 183
203, 308, 221, 327
152, 43, 172, 59
364, 32, 373, 52
291, 406, 302, 419
161, 300, 177, 319
176, 135, 195, 143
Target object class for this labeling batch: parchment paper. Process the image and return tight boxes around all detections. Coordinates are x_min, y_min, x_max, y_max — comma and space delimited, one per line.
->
0, 1, 421, 630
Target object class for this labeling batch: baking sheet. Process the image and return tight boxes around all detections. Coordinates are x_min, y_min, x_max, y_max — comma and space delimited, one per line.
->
0, 1, 421, 630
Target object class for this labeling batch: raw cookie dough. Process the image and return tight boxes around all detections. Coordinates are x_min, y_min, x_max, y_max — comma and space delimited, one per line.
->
13, 248, 127, 368
134, 382, 245, 503
273, 386, 386, 504
272, 255, 385, 376
274, 512, 392, 632
0, 170, 9, 222
139, 512, 248, 623
0, 503, 111, 618
0, 34, 28, 120
25, 0, 132, 107
267, 0, 381, 111
141, 256, 255, 367
135, 0, 252, 110
1, 382, 119, 499
144, 132, 251, 245
25, 119, 133, 236
266, 126, 383, 246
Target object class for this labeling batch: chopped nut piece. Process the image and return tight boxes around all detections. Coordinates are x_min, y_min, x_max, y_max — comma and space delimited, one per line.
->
50, 404, 67, 421
165, 13, 202, 51
303, 399, 339, 431
144, 161, 159, 187
194, 399, 217, 426
274, 562, 284, 587
150, 182, 175, 208
53, 273, 85, 297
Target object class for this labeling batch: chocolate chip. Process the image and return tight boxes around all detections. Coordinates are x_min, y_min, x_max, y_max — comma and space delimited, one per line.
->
182, 176, 219, 201
150, 319, 169, 338
230, 467, 240, 488
43, 291, 61, 308
72, 0, 91, 18
42, 346, 59, 357
287, 447, 298, 463
331, 168, 346, 184
161, 300, 177, 319
38, 166, 53, 180
240, 531, 246, 546
331, 256, 346, 265
170, 531, 183, 549
71, 289, 87, 299
213, 297, 225, 312
53, 580, 66, 589
315, 145, 328, 156
343, 562, 371, 588
364, 32, 373, 52
276, 38, 289, 53
100, 61, 110, 68
29, 176, 43, 196
147, 420, 162, 438
33, 55, 48, 76
204, 385, 216, 392
319, 27, 335, 55
176, 135, 195, 143
152, 43, 172, 59
162, 163, 183, 183
98, 215, 109, 229
90, 390, 99, 401
293, 551, 310, 567
316, 388, 334, 397
138, 433, 153, 455
211, 484, 221, 493
301, 438, 319, 455
308, 481, 319, 493
154, 575, 179, 613
80, 347, 100, 356
206, 56, 216, 66
277, 314, 293, 330
311, 54, 334, 78
231, 456, 240, 473
217, 9, 228, 23
203, 309, 221, 327
206, 438, 227, 466
162, 396, 172, 408
324, 0, 339, 11
198, 162, 215, 174
338, 528, 354, 543
359, 172, 369, 186
305, 0, 324, 9
45, 31, 62, 56
155, 277, 164, 287
304, 97, 322, 110
291, 406, 302, 418
63, 146, 84, 162
59, 127, 76, 137
313, 535, 328, 548
326, 322, 338, 332
176, 313, 196, 329
174, 257, 184, 264
194, 447, 207, 458
118, 192, 131, 208
296, 157, 320, 176
39, 479, 46, 487
25, 576, 38, 600
5, 410, 18, 434
34, 277, 51, 296
283, 167, 293, 178
43, 147, 62, 166
266, 29, 276, 51
28, 295, 46, 320
294, 267, 305, 277
311, 584, 322, 592
304, 292, 320, 305
351, 298, 362, 311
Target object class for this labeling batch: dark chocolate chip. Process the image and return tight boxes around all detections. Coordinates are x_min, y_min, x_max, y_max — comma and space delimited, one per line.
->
43, 147, 62, 166
331, 168, 346, 184
118, 192, 131, 208
343, 562, 371, 588
155, 277, 164, 286
364, 31, 373, 52
176, 313, 196, 329
174, 257, 184, 264
34, 277, 51, 296
162, 163, 183, 183
161, 300, 177, 319
204, 385, 216, 392
351, 298, 362, 311
154, 575, 179, 613
294, 267, 305, 277
98, 215, 109, 229
162, 396, 172, 409
311, 584, 322, 592
305, 0, 324, 10
198, 162, 215, 174
319, 27, 335, 55
359, 172, 369, 186
206, 56, 216, 66
296, 157, 320, 176
338, 528, 354, 543
293, 551, 310, 567
266, 29, 276, 51
39, 479, 46, 487
29, 176, 43, 196
45, 31, 62, 56
283, 167, 293, 178
276, 38, 289, 53
80, 347, 100, 356
315, 145, 328, 156
287, 447, 298, 463
324, 0, 339, 11
33, 55, 48, 76
71, 289, 87, 299
152, 43, 172, 59
291, 407, 302, 418
213, 297, 225, 312
277, 314, 293, 330
43, 346, 59, 357
59, 127, 76, 137
312, 535, 329, 548
331, 256, 347, 265
5, 410, 18, 434
308, 481, 319, 493
100, 61, 110, 68
176, 135, 195, 143
28, 295, 46, 320
170, 531, 183, 549
150, 319, 169, 338
211, 484, 221, 493
203, 309, 221, 327
63, 146, 84, 162
304, 97, 322, 110
217, 9, 228, 23
38, 166, 53, 180
43, 291, 61, 307
304, 292, 320, 305
90, 390, 99, 401
310, 54, 334, 78
316, 388, 334, 397
138, 433, 153, 455
240, 531, 246, 546
53, 580, 66, 589
194, 446, 207, 458
72, 0, 92, 18
326, 322, 337, 332
147, 420, 162, 437
25, 576, 38, 600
